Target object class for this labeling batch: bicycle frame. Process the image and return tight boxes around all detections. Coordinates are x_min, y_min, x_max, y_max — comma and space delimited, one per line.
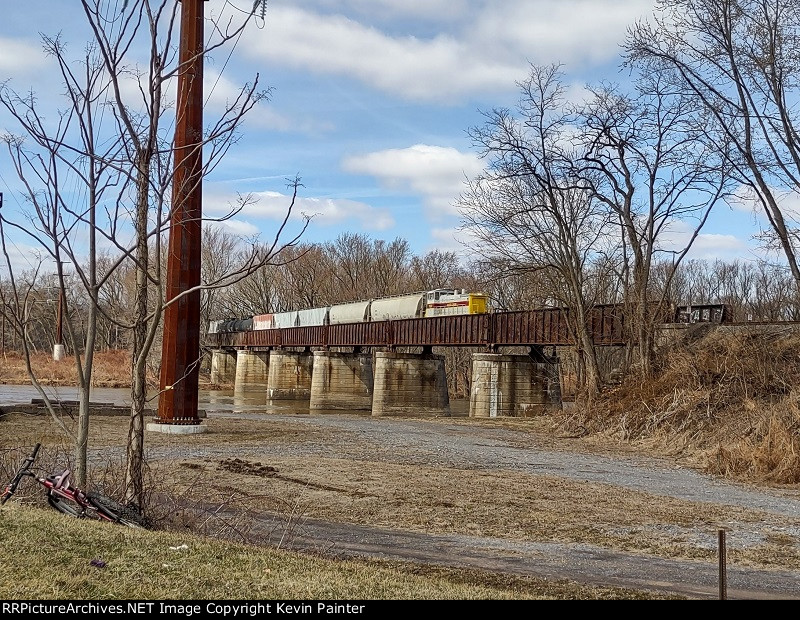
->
2, 443, 145, 527
43, 467, 119, 523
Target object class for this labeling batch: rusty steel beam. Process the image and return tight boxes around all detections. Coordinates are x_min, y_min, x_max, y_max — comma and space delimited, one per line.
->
211, 306, 633, 350
157, 0, 205, 425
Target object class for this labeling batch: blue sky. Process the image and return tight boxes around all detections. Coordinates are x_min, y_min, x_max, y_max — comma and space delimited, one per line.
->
0, 0, 772, 274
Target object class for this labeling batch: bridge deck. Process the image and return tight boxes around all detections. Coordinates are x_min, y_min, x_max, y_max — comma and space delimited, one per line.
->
209, 305, 627, 349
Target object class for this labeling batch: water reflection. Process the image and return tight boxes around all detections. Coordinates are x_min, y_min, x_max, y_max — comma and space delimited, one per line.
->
0, 384, 469, 416
0, 384, 134, 407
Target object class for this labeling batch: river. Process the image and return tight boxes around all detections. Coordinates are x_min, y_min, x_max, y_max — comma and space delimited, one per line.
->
0, 384, 470, 416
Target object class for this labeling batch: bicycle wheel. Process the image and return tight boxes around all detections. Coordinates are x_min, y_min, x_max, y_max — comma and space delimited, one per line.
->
87, 492, 148, 528
47, 492, 85, 519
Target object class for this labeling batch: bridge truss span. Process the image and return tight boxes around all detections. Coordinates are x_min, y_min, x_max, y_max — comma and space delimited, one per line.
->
210, 304, 627, 350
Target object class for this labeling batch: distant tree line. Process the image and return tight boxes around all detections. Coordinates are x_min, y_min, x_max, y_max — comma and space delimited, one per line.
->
5, 229, 799, 362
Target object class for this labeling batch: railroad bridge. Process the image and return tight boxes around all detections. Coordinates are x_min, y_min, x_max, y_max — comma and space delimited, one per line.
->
207, 305, 627, 418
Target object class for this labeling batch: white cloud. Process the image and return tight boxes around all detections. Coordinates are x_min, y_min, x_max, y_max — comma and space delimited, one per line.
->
295, 0, 471, 22
204, 189, 395, 231
205, 218, 261, 238
658, 219, 751, 261
242, 7, 514, 103
728, 184, 800, 222
342, 144, 483, 218
469, 1, 655, 67
684, 234, 751, 260
0, 38, 47, 75
204, 69, 246, 112
113, 71, 175, 117
242, 2, 654, 103
0, 239, 52, 279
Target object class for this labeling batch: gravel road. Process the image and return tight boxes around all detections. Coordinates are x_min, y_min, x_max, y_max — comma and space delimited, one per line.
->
158, 410, 800, 600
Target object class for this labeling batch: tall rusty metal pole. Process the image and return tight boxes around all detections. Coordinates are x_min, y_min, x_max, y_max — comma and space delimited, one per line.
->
157, 0, 205, 425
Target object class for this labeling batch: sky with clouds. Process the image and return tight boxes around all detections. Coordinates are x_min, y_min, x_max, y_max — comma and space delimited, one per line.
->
0, 0, 780, 275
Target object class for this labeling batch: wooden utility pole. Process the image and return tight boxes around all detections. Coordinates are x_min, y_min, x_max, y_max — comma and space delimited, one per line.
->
55, 290, 63, 346
53, 287, 66, 361
157, 0, 205, 425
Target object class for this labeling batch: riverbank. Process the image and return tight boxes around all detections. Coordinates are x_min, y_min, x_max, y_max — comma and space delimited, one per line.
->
0, 349, 222, 390
0, 350, 133, 388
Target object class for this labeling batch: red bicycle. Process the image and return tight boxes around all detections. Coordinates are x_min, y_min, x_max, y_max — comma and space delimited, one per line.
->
1, 443, 148, 528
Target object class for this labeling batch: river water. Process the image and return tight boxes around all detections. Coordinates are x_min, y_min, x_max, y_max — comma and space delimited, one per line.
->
0, 384, 470, 416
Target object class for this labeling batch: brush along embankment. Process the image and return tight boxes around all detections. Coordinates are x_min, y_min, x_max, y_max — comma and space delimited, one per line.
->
569, 326, 800, 485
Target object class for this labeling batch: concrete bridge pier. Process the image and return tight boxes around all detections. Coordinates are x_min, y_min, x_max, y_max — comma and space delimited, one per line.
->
268, 349, 314, 400
469, 348, 561, 418
234, 349, 270, 392
372, 350, 450, 417
309, 350, 374, 411
210, 349, 237, 386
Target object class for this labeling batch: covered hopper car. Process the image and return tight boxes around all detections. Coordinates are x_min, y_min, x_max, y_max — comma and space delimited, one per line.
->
207, 289, 489, 334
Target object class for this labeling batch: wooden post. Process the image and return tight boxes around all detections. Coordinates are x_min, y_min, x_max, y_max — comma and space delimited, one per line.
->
719, 529, 727, 600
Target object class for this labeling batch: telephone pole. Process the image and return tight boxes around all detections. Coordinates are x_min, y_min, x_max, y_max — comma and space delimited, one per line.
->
155, 0, 206, 429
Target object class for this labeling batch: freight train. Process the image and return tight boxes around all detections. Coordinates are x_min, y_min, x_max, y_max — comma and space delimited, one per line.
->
208, 288, 490, 334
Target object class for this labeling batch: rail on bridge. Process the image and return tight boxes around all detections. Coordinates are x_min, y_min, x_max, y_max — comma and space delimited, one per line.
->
209, 304, 626, 350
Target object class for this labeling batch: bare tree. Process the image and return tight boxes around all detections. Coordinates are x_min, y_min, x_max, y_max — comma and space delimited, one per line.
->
467, 258, 554, 311
627, 0, 800, 302
370, 238, 413, 297
201, 225, 245, 330
325, 232, 376, 299
459, 64, 616, 396
81, 1, 311, 508
407, 250, 468, 292
217, 260, 283, 319
579, 73, 731, 375
1, 32, 127, 487
273, 244, 333, 309
0, 0, 306, 509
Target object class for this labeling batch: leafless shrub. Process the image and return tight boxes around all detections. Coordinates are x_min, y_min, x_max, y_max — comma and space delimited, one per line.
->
0, 443, 75, 509
561, 327, 800, 483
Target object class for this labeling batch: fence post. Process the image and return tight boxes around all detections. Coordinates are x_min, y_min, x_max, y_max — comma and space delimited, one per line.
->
718, 528, 727, 600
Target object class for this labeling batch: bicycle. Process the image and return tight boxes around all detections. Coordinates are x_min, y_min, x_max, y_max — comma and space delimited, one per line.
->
1, 443, 148, 528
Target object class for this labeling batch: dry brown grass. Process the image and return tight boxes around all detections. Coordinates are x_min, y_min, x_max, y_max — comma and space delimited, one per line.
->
0, 348, 219, 389
4, 504, 660, 600
571, 327, 800, 484
0, 349, 136, 388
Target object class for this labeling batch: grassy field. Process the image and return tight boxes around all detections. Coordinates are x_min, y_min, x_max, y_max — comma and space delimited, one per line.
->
0, 504, 671, 600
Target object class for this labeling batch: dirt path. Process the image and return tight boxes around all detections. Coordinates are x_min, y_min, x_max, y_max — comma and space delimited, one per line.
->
237, 511, 800, 600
